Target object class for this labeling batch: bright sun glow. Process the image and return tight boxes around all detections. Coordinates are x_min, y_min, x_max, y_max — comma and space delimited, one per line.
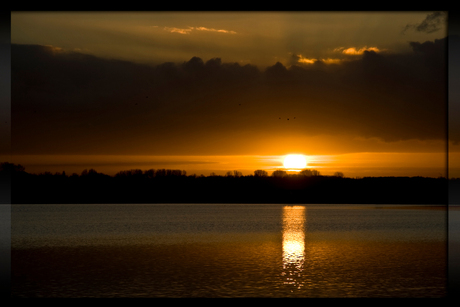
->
283, 154, 307, 169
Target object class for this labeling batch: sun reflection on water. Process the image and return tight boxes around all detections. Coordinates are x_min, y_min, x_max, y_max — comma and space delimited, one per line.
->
282, 205, 306, 290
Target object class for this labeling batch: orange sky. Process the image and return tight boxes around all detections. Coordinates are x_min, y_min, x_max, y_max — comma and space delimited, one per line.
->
3, 12, 453, 178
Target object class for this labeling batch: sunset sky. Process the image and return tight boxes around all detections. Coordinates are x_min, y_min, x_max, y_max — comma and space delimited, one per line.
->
2, 11, 455, 177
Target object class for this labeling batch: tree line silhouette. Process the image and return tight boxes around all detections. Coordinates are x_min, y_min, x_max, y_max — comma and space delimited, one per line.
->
1, 162, 448, 205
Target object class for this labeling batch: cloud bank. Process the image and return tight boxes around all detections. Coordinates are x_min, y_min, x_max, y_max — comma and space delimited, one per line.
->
9, 36, 448, 155
402, 11, 447, 34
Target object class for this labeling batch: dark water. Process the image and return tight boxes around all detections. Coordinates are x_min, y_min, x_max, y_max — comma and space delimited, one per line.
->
11, 204, 447, 297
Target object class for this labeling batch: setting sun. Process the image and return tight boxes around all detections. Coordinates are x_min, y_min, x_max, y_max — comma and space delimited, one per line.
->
283, 154, 307, 169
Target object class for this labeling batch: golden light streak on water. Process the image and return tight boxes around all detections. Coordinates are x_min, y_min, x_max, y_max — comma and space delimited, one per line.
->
282, 205, 306, 290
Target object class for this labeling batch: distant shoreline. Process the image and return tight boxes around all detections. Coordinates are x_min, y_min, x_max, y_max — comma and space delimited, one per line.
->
3, 166, 449, 205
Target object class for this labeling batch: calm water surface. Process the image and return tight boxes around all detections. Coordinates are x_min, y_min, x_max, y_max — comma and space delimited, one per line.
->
11, 204, 447, 297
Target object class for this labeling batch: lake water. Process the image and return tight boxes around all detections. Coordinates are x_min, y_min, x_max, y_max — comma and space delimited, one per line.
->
11, 203, 447, 297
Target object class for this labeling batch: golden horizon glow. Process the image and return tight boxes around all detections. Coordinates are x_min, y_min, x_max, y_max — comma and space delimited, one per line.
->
283, 155, 307, 170
5, 151, 446, 178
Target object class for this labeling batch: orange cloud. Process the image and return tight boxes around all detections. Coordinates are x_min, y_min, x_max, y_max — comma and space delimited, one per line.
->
194, 26, 236, 34
334, 46, 382, 55
295, 54, 342, 65
321, 58, 342, 64
44, 45, 64, 54
297, 56, 316, 64
163, 27, 193, 34
162, 26, 236, 35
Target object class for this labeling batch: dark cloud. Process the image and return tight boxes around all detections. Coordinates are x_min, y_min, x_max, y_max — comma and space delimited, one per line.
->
10, 38, 447, 155
402, 11, 447, 34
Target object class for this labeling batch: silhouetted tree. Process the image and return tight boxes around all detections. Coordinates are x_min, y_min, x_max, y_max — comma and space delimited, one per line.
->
233, 170, 242, 177
87, 169, 99, 176
170, 169, 183, 176
130, 169, 143, 177
300, 169, 313, 177
225, 171, 234, 177
144, 169, 155, 179
156, 169, 167, 177
254, 170, 268, 177
0, 162, 25, 173
272, 170, 287, 177
115, 170, 128, 177
334, 172, 344, 178
311, 169, 321, 176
